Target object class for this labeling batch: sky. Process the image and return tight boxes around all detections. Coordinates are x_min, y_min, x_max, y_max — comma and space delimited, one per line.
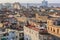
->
0, 0, 60, 3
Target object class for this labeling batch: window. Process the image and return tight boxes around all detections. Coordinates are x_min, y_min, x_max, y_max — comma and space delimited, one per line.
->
51, 27, 52, 31
57, 21, 60, 26
19, 33, 24, 37
29, 30, 31, 33
53, 29, 55, 32
48, 27, 49, 30
29, 38, 31, 40
31, 31, 33, 34
26, 38, 28, 40
35, 33, 38, 37
53, 22, 56, 25
57, 29, 59, 34
26, 30, 28, 32
54, 21, 60, 26
44, 39, 46, 40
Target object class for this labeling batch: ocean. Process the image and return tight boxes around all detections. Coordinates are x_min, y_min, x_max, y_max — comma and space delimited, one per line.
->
20, 3, 60, 7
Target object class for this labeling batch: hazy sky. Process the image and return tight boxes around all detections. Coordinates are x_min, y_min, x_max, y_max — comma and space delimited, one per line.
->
0, 0, 60, 3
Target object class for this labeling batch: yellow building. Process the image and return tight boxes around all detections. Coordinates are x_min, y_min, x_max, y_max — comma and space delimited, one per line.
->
16, 17, 27, 22
47, 17, 60, 39
35, 13, 48, 22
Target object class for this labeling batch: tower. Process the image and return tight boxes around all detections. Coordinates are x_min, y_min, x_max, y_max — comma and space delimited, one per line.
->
41, 0, 48, 7
13, 2, 21, 10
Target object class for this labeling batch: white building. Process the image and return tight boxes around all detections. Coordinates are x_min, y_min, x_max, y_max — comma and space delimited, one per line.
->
24, 23, 51, 40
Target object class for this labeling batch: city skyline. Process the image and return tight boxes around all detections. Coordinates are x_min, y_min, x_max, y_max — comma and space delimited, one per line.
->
0, 0, 60, 3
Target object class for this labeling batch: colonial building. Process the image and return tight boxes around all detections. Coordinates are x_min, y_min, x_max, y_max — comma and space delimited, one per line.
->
47, 17, 60, 40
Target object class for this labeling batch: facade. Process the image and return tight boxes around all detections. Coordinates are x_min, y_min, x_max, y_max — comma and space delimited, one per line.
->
47, 17, 60, 40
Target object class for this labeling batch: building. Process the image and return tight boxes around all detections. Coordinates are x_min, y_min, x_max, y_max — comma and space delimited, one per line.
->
41, 0, 48, 7
16, 17, 27, 22
35, 13, 48, 22
47, 17, 60, 40
24, 21, 51, 40
0, 29, 24, 40
49, 12, 60, 17
6, 29, 24, 40
13, 2, 21, 10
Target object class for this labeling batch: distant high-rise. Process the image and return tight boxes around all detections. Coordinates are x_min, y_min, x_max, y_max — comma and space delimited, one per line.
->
0, 4, 4, 9
41, 0, 48, 7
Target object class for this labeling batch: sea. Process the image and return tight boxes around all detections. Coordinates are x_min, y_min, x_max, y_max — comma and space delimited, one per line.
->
20, 3, 60, 7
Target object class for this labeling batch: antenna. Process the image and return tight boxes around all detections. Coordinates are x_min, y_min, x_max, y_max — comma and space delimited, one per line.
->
44, 0, 45, 1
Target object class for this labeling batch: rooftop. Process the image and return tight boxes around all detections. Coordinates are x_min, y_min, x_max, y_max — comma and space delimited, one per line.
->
25, 24, 39, 31
25, 22, 48, 34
